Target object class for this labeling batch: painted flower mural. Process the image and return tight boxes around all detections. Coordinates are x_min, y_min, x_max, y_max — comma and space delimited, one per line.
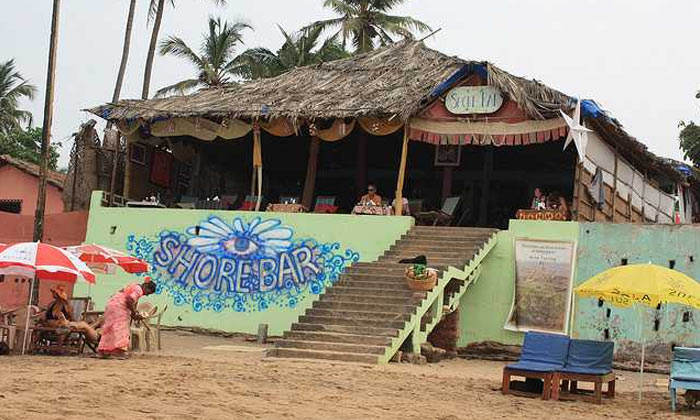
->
126, 216, 359, 313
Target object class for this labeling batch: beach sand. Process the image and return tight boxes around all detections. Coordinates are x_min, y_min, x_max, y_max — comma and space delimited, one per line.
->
0, 331, 685, 419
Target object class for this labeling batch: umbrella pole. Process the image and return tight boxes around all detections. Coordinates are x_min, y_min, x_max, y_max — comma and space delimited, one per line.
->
21, 277, 36, 355
637, 304, 645, 403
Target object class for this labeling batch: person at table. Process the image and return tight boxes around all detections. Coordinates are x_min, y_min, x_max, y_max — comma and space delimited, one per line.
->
530, 187, 546, 210
547, 191, 570, 216
42, 285, 100, 344
98, 279, 157, 358
392, 197, 410, 216
360, 183, 382, 206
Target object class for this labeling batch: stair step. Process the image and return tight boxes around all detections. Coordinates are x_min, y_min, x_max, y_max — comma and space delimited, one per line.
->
379, 254, 472, 263
275, 339, 386, 355
326, 286, 417, 298
340, 273, 406, 281
320, 293, 422, 306
307, 308, 412, 321
334, 279, 412, 290
269, 347, 379, 364
313, 300, 416, 313
283, 330, 393, 346
402, 233, 494, 241
298, 315, 406, 329
347, 263, 448, 272
290, 322, 399, 337
411, 226, 497, 232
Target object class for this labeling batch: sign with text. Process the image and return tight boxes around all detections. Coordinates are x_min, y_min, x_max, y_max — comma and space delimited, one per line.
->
505, 239, 576, 334
445, 86, 504, 114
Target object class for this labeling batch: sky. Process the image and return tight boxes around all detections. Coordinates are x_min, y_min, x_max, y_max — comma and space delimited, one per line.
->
2, 0, 699, 169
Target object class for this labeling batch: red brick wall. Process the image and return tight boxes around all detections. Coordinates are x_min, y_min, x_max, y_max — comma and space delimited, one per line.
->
428, 309, 459, 353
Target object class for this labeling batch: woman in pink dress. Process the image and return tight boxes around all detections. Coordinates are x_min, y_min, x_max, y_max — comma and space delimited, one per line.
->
98, 280, 157, 358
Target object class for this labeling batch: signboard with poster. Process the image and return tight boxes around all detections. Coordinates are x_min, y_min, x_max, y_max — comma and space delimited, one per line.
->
505, 239, 576, 334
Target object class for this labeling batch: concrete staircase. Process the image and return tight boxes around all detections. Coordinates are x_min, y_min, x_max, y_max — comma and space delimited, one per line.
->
269, 226, 498, 364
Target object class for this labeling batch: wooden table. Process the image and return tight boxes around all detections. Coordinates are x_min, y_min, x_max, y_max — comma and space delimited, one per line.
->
126, 201, 166, 208
352, 205, 393, 216
515, 209, 568, 221
266, 203, 307, 213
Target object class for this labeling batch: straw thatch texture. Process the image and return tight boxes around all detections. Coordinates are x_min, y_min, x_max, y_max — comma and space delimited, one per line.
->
88, 40, 571, 123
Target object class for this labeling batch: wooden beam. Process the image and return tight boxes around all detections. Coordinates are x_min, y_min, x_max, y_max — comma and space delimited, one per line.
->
572, 159, 582, 221
302, 136, 321, 210
611, 147, 619, 222
355, 135, 368, 194
441, 166, 453, 201
477, 147, 493, 226
394, 124, 410, 216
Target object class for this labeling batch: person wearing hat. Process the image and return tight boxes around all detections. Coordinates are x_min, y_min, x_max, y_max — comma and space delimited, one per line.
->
42, 285, 100, 344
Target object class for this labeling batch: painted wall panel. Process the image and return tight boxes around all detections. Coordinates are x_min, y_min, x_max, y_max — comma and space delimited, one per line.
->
458, 220, 580, 347
75, 192, 413, 336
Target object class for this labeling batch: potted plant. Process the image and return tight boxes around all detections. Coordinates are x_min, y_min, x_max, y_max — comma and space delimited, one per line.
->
404, 264, 438, 291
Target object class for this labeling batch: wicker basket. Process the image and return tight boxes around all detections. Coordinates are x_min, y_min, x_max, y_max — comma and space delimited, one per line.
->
404, 267, 438, 291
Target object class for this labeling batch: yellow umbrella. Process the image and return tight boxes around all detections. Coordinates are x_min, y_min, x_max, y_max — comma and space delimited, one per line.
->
575, 263, 700, 309
574, 263, 700, 402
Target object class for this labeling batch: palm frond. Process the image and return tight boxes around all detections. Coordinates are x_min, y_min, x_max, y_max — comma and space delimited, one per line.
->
154, 78, 202, 98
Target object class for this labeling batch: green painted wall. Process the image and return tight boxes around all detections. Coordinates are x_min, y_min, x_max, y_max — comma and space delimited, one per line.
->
458, 220, 580, 347
573, 223, 700, 360
76, 192, 413, 336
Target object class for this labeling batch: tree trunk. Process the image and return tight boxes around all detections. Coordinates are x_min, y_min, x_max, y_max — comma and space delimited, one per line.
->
141, 0, 165, 100
33, 0, 61, 304
109, 0, 136, 200
113, 0, 136, 104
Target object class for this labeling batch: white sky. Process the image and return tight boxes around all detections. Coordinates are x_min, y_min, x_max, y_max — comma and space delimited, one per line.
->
2, 0, 699, 168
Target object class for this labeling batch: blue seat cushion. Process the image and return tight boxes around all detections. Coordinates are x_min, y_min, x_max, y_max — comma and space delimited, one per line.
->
562, 339, 614, 376
506, 361, 563, 373
518, 331, 570, 365
671, 347, 700, 382
670, 378, 700, 391
561, 366, 611, 375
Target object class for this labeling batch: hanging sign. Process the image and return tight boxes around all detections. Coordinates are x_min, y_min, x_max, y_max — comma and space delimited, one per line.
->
445, 86, 504, 114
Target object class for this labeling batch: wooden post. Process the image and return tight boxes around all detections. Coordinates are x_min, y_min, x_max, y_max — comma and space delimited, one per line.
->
394, 124, 410, 215
477, 147, 493, 226
256, 323, 268, 344
573, 160, 583, 221
441, 166, 453, 201
302, 136, 320, 210
123, 137, 132, 200
32, 0, 61, 305
253, 124, 263, 211
611, 148, 619, 222
355, 135, 368, 194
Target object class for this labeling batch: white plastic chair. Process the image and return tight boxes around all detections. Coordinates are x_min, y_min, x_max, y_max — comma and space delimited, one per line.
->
130, 302, 167, 353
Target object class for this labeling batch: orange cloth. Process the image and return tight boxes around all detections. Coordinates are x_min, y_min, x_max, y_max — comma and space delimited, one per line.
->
360, 194, 382, 206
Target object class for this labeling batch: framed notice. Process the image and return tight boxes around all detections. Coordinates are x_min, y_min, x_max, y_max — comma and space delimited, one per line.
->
434, 144, 461, 167
505, 239, 576, 334
129, 143, 147, 165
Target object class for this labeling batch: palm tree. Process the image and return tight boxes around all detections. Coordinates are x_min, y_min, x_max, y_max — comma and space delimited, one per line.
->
235, 25, 349, 80
304, 0, 431, 54
142, 0, 227, 99
0, 59, 37, 134
154, 17, 252, 97
111, 0, 137, 104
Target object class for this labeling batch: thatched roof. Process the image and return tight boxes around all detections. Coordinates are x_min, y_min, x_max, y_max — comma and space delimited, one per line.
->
89, 40, 572, 122
88, 40, 682, 182
0, 154, 65, 189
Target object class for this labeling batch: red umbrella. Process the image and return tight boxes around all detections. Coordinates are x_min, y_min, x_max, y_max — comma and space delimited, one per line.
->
63, 244, 149, 274
0, 242, 95, 283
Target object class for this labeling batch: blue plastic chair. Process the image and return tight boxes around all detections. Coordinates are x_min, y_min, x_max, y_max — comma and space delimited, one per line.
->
553, 339, 615, 403
670, 347, 700, 411
502, 331, 570, 400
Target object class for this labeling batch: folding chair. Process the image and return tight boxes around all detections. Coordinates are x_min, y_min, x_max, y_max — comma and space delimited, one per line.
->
416, 196, 461, 226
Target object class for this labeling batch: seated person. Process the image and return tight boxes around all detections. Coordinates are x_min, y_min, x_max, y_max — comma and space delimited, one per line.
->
392, 197, 410, 216
359, 183, 382, 206
531, 187, 546, 210
547, 191, 570, 216
42, 285, 100, 344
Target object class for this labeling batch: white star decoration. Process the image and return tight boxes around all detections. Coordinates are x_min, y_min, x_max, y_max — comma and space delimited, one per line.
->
560, 99, 592, 162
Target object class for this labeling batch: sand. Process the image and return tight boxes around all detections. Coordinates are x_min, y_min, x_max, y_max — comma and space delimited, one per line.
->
0, 331, 687, 420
